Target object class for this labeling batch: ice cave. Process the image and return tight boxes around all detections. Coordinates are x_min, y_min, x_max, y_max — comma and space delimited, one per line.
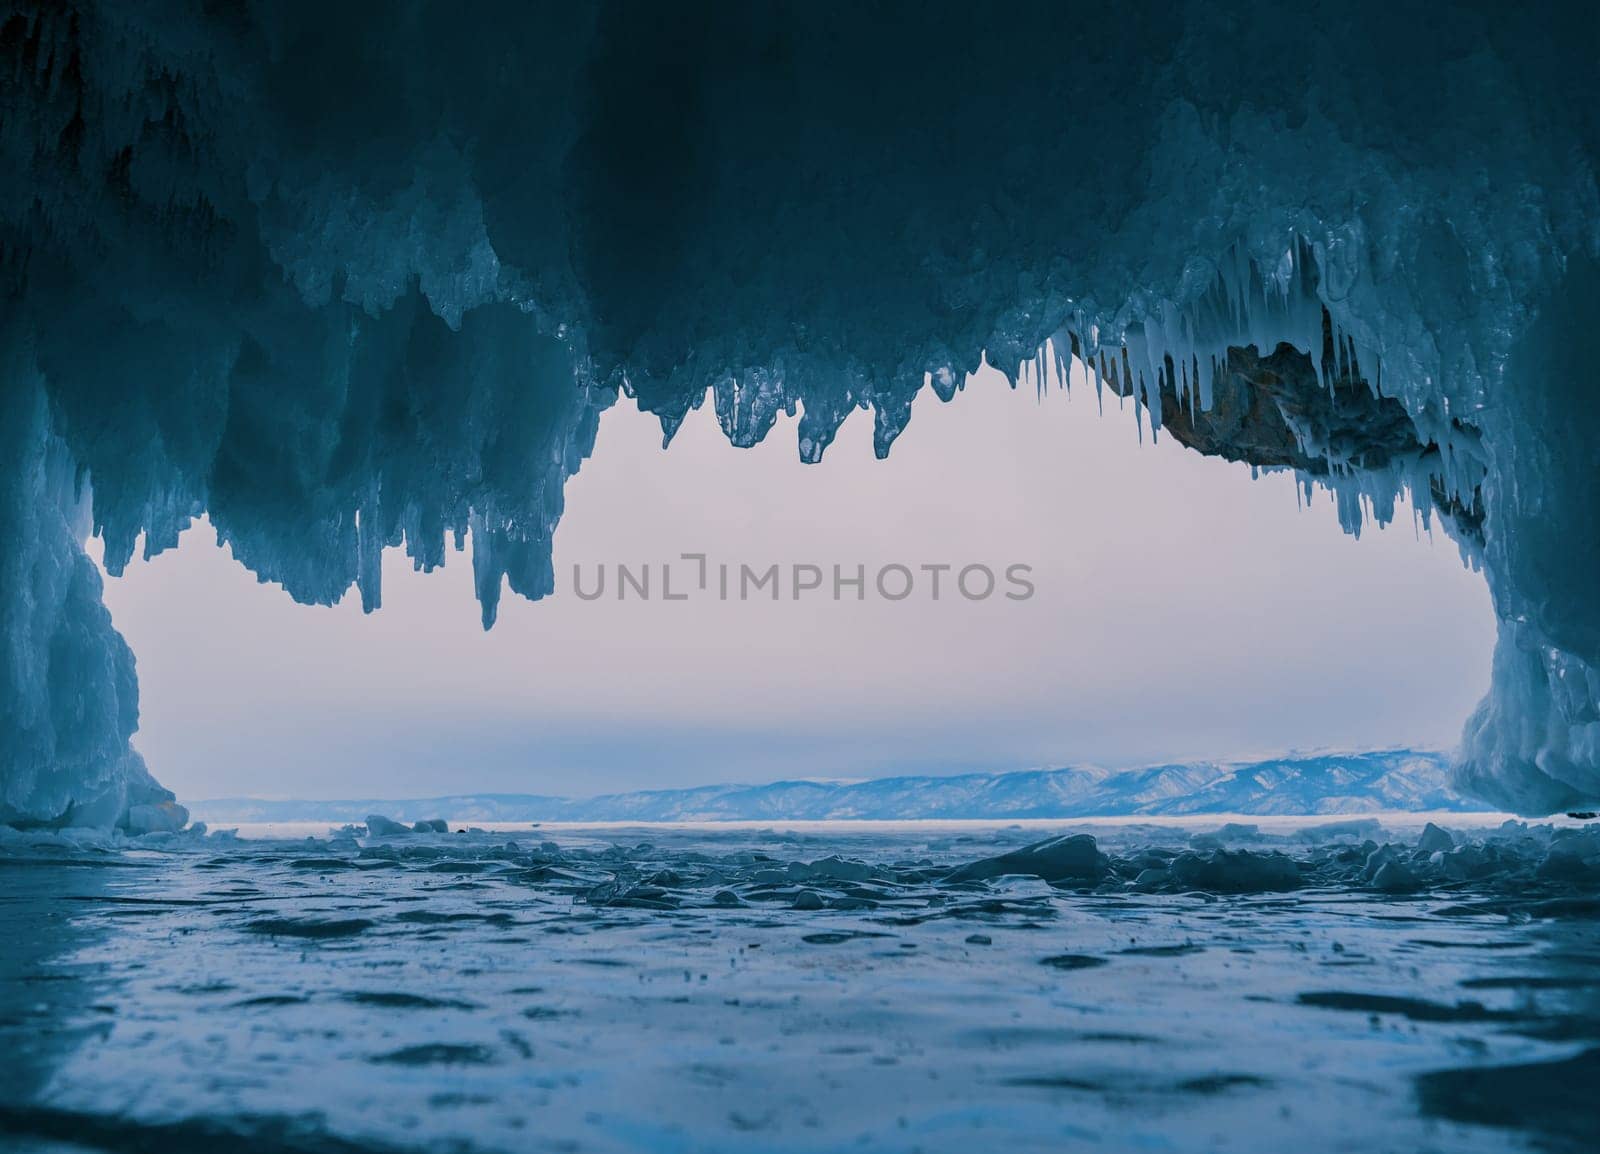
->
3, 0, 1598, 827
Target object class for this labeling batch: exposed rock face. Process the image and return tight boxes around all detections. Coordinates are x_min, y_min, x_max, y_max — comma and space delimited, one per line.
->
0, 1, 1597, 821
1157, 324, 1445, 485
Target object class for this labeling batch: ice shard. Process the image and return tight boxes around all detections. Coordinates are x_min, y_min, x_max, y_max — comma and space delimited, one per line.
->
0, 0, 1596, 821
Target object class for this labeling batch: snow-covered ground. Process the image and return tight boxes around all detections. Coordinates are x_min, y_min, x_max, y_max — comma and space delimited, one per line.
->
2, 818, 1597, 1153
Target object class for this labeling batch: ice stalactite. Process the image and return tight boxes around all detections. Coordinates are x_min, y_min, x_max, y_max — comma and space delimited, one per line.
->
0, 0, 1597, 821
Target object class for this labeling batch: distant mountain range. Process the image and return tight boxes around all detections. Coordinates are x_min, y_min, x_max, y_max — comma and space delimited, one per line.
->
187, 749, 1486, 825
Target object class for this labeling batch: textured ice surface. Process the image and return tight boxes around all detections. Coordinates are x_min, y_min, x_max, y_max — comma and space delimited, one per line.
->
2, 820, 1599, 1152
1, 2, 1598, 819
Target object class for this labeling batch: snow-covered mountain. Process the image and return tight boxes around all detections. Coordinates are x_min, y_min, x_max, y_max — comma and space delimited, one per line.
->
189, 749, 1484, 825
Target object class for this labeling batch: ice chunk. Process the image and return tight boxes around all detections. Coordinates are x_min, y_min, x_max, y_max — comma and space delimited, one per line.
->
1295, 819, 1383, 843
1438, 845, 1496, 882
944, 835, 1109, 884
365, 815, 413, 837
1362, 845, 1401, 882
788, 856, 883, 883
1188, 823, 1263, 849
1133, 867, 1173, 892
1417, 824, 1455, 854
1168, 850, 1301, 893
124, 802, 189, 837
1372, 860, 1422, 894
1537, 829, 1600, 881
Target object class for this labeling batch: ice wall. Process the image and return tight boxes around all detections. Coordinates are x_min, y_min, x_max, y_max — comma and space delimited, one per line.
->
0, 0, 1595, 821
0, 341, 185, 829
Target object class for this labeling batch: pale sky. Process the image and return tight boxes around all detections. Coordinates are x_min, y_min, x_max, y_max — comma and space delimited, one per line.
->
99, 363, 1497, 801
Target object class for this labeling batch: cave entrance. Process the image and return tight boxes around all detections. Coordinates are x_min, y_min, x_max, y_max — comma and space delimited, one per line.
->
97, 359, 1493, 808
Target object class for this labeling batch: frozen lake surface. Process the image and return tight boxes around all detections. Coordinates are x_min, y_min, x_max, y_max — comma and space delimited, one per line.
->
2, 817, 1598, 1153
